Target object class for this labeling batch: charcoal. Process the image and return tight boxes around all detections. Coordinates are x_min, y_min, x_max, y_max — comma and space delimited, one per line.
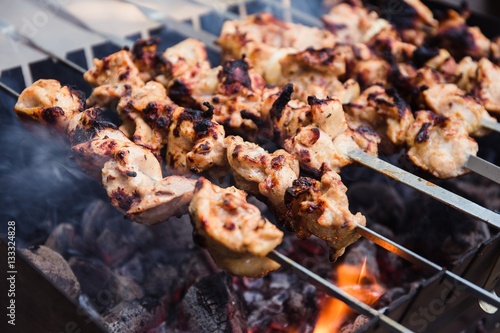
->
142, 263, 178, 297
70, 257, 147, 311
339, 315, 370, 333
115, 254, 145, 284
103, 298, 165, 333
179, 272, 247, 333
21, 245, 81, 300
373, 287, 407, 308
96, 228, 137, 266
44, 222, 81, 258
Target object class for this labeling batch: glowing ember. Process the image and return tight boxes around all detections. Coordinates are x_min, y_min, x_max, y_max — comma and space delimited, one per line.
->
313, 259, 385, 333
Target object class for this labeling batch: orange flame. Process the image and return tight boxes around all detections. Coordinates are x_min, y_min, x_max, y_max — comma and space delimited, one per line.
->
313, 258, 384, 333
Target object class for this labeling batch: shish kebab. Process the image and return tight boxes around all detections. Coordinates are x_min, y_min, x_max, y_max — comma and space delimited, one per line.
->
5, 0, 500, 286
1, 2, 495, 225
6, 80, 419, 332
8, 77, 500, 311
104, 0, 500, 183
11, 0, 500, 184
1, 0, 498, 225
0, 0, 498, 316
213, 9, 500, 179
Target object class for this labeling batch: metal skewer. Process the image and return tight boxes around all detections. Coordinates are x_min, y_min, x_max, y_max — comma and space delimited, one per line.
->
348, 149, 500, 228
465, 155, 500, 184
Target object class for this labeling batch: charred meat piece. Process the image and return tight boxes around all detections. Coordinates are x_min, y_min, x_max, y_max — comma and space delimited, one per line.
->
278, 48, 361, 102
454, 56, 478, 92
285, 171, 366, 261
423, 83, 496, 136
189, 177, 283, 277
279, 95, 379, 174
345, 85, 414, 149
433, 9, 491, 60
162, 38, 218, 107
473, 58, 500, 113
217, 12, 336, 83
322, 2, 392, 44
14, 79, 84, 133
166, 104, 226, 174
130, 37, 170, 83
218, 12, 336, 59
225, 135, 299, 219
384, 0, 437, 46
406, 111, 478, 178
84, 49, 144, 106
116, 81, 174, 156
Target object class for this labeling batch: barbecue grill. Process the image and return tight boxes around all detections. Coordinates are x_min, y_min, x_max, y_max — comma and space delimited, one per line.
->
0, 0, 499, 332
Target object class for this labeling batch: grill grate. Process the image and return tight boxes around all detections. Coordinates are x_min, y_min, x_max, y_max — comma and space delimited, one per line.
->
1, 0, 499, 332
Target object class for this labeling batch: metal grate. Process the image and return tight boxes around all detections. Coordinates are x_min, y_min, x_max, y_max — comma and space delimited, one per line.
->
1, 0, 499, 332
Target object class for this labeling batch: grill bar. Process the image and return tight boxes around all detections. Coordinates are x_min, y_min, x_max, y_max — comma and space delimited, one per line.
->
118, 0, 220, 52
356, 223, 500, 308
0, 20, 87, 75
267, 250, 412, 333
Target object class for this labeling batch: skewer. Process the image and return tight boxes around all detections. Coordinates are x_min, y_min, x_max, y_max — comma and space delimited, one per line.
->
348, 149, 500, 228
465, 155, 500, 185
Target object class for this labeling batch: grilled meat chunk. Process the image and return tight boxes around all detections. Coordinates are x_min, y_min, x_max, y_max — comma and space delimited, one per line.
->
130, 37, 170, 83
162, 38, 219, 107
285, 171, 366, 261
423, 83, 495, 136
166, 104, 226, 174
84, 49, 144, 106
406, 111, 478, 178
275, 94, 379, 174
116, 81, 174, 155
217, 12, 336, 83
189, 177, 283, 277
386, 0, 437, 46
433, 9, 491, 60
14, 79, 84, 133
322, 3, 391, 44
473, 58, 500, 113
345, 85, 414, 148
225, 135, 299, 219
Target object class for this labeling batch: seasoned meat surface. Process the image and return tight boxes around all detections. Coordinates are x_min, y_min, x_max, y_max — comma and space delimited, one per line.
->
84, 49, 144, 106
14, 79, 84, 133
189, 177, 283, 277
285, 171, 366, 261
423, 83, 494, 136
225, 135, 299, 219
166, 104, 226, 174
406, 111, 478, 178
